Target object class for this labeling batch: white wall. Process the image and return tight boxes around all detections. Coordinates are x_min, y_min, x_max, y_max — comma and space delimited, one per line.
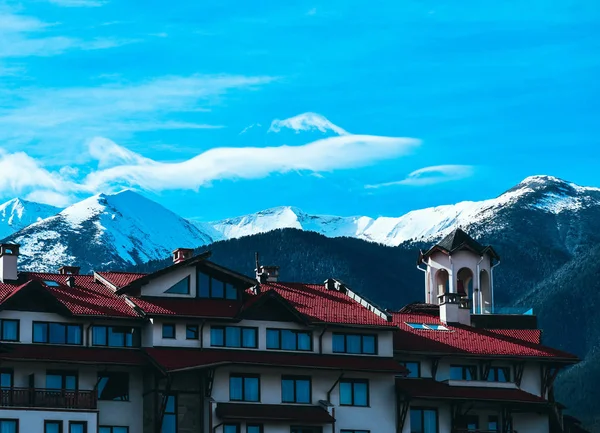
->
140, 266, 196, 298
0, 408, 98, 433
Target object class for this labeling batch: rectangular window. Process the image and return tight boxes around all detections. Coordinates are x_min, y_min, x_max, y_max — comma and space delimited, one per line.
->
282, 376, 311, 403
161, 395, 176, 433
449, 365, 477, 381
33, 322, 82, 345
410, 408, 438, 433
488, 416, 499, 432
162, 324, 176, 339
487, 366, 511, 382
98, 372, 129, 401
99, 428, 129, 433
332, 333, 377, 354
246, 426, 263, 433
224, 425, 240, 433
0, 369, 13, 389
229, 374, 260, 402
339, 379, 368, 406
463, 415, 479, 431
211, 326, 257, 348
196, 270, 238, 300
186, 324, 199, 340
45, 421, 63, 433
0, 420, 18, 433
266, 329, 312, 351
69, 421, 87, 433
399, 361, 421, 378
0, 319, 19, 341
92, 326, 140, 347
290, 428, 322, 433
46, 371, 77, 390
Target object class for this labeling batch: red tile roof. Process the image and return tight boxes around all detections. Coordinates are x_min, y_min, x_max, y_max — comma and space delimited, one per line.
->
395, 378, 548, 404
146, 347, 407, 374
259, 282, 394, 327
215, 403, 335, 423
96, 272, 147, 289
392, 312, 577, 361
486, 329, 542, 344
129, 296, 241, 318
0, 344, 147, 366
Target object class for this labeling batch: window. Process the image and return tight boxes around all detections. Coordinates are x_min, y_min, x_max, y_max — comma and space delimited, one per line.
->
186, 324, 199, 340
164, 276, 190, 294
0, 420, 18, 433
211, 326, 257, 348
291, 428, 322, 433
161, 395, 176, 433
487, 366, 511, 382
339, 379, 368, 406
399, 361, 421, 378
92, 326, 141, 347
282, 376, 311, 403
46, 371, 77, 390
462, 415, 479, 431
98, 372, 129, 401
33, 322, 82, 345
197, 270, 238, 300
341, 431, 370, 433
247, 426, 263, 433
224, 426, 240, 433
69, 422, 87, 433
266, 329, 312, 351
44, 280, 61, 287
162, 324, 176, 339
0, 319, 18, 341
406, 323, 449, 331
45, 421, 63, 433
332, 333, 377, 354
0, 369, 13, 389
410, 408, 438, 433
229, 374, 260, 402
450, 365, 477, 381
99, 427, 129, 433
488, 416, 499, 432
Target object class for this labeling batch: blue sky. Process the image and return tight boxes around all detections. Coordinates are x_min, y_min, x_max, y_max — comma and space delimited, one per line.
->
0, 0, 599, 220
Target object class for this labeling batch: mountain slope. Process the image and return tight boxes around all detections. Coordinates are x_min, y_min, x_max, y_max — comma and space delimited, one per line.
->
0, 198, 61, 239
2, 190, 218, 273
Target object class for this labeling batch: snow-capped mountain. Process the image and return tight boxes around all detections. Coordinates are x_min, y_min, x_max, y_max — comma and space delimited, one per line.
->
211, 175, 600, 246
3, 190, 219, 273
0, 198, 61, 240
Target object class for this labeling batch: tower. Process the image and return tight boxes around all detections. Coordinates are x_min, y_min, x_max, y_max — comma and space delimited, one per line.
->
418, 229, 499, 316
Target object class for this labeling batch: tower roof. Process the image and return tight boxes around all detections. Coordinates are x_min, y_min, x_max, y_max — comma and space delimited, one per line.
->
421, 228, 499, 261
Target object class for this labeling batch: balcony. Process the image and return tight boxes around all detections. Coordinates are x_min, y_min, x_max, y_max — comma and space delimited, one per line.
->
0, 388, 97, 410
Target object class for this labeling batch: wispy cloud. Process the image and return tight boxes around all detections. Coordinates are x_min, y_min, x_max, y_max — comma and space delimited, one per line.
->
366, 165, 474, 188
47, 0, 108, 6
269, 112, 349, 135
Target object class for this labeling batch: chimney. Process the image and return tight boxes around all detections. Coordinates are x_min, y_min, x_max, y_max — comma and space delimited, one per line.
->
172, 248, 194, 264
58, 266, 80, 276
0, 244, 19, 283
65, 275, 76, 288
324, 278, 336, 291
439, 293, 471, 326
260, 266, 279, 283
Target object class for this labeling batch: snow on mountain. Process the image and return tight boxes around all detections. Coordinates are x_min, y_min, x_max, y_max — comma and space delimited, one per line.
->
6, 190, 218, 273
211, 175, 600, 246
0, 198, 61, 240
268, 112, 349, 135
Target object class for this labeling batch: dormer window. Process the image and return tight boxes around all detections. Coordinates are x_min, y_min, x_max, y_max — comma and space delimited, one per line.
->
197, 271, 238, 300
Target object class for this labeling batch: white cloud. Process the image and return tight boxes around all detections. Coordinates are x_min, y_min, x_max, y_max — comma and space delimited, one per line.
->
24, 190, 73, 207
269, 112, 349, 135
48, 0, 108, 6
366, 165, 474, 188
239, 123, 262, 134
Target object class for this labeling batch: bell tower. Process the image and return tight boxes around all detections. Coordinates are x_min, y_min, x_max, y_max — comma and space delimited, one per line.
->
418, 229, 500, 320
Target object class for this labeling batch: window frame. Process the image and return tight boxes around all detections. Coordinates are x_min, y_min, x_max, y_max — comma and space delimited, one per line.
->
210, 326, 258, 349
186, 324, 199, 340
0, 419, 19, 433
223, 425, 240, 433
162, 323, 176, 339
281, 375, 312, 404
0, 368, 14, 389
339, 378, 369, 407
266, 328, 313, 351
99, 427, 129, 433
45, 420, 63, 433
399, 361, 421, 378
68, 421, 87, 433
164, 276, 191, 295
97, 372, 129, 401
410, 407, 439, 433
450, 365, 478, 381
46, 370, 78, 390
246, 425, 263, 433
332, 333, 378, 355
0, 319, 19, 342
32, 321, 83, 345
91, 325, 141, 348
486, 366, 512, 382
196, 270, 239, 300
229, 373, 261, 402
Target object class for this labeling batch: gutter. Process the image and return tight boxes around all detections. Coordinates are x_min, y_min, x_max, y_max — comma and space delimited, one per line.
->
326, 372, 344, 402
318, 326, 328, 354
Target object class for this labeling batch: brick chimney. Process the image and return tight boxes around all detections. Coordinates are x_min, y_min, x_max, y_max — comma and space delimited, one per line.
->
0, 244, 19, 283
58, 266, 80, 276
172, 248, 194, 264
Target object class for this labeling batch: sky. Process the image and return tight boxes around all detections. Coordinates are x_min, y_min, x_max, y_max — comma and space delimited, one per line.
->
0, 0, 599, 221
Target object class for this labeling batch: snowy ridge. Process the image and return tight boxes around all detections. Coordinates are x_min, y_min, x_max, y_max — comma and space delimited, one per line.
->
0, 198, 61, 240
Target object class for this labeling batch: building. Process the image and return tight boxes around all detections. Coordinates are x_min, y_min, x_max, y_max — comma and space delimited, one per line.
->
0, 231, 582, 433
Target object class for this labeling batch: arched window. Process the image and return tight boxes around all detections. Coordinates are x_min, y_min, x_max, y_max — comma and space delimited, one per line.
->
435, 269, 450, 300
456, 267, 474, 299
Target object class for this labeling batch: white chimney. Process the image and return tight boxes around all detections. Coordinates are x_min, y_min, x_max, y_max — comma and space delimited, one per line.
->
172, 248, 194, 264
0, 244, 19, 283
59, 266, 80, 275
439, 293, 471, 326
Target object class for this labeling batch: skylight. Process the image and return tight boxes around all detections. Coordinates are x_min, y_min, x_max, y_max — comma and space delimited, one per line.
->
406, 323, 450, 331
43, 280, 61, 287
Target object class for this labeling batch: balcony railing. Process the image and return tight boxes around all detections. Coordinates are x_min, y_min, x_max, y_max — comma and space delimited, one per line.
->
0, 388, 97, 410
